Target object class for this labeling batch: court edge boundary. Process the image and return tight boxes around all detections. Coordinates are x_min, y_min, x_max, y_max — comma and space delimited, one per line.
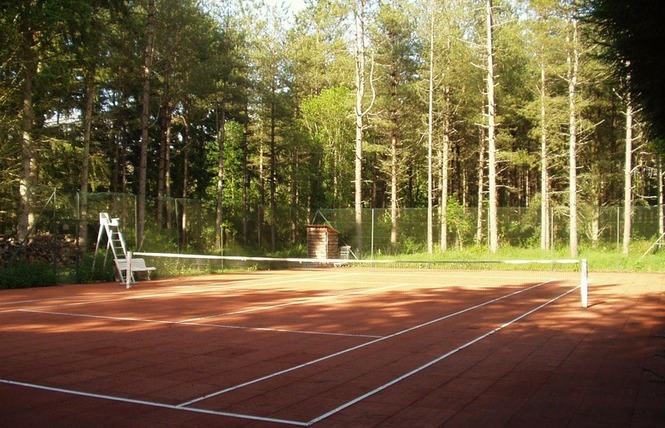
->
0, 378, 309, 426
1, 280, 583, 426
307, 285, 581, 425
176, 278, 559, 407
0, 285, 580, 426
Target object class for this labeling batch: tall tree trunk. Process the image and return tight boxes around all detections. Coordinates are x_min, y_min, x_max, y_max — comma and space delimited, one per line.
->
121, 125, 128, 193
658, 158, 664, 237
567, 17, 579, 257
112, 128, 121, 193
486, 0, 498, 253
389, 50, 399, 253
113, 96, 128, 193
270, 92, 277, 252
157, 80, 170, 230
17, 18, 37, 242
440, 49, 452, 252
622, 88, 633, 254
80, 70, 96, 252
390, 129, 398, 253
354, 0, 367, 254
138, 0, 156, 248
215, 104, 226, 250
591, 189, 601, 247
427, 5, 434, 254
476, 129, 485, 245
539, 61, 550, 250
180, 117, 189, 249
332, 144, 339, 202
164, 116, 171, 229
242, 114, 249, 246
258, 143, 265, 248
440, 114, 450, 251
439, 30, 452, 251
291, 147, 298, 244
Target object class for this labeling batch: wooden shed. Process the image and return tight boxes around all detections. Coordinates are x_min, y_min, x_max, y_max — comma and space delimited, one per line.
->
306, 224, 340, 259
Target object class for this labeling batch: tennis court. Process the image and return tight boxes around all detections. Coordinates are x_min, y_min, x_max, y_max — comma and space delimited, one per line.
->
1, 264, 664, 427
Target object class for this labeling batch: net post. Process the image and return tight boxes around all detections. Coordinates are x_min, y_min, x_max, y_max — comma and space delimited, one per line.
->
580, 258, 588, 308
126, 251, 132, 289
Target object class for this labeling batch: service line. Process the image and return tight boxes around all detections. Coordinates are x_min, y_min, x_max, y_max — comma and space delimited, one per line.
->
178, 278, 560, 407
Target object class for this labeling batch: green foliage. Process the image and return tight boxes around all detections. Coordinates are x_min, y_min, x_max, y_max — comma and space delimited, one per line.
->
0, 0, 663, 275
585, 0, 665, 146
300, 87, 355, 207
501, 204, 541, 247
0, 261, 57, 289
380, 242, 665, 273
446, 196, 474, 247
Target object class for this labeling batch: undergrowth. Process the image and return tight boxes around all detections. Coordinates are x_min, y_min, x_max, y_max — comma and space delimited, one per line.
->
0, 241, 662, 290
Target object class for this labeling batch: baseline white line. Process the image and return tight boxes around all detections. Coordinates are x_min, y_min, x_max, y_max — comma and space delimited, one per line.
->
306, 285, 581, 426
0, 378, 308, 427
178, 278, 558, 407
17, 309, 381, 339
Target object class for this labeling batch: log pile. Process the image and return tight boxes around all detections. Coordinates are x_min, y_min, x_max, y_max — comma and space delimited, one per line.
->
0, 234, 82, 267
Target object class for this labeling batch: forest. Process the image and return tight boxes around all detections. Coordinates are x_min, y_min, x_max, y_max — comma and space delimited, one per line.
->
1, 0, 664, 260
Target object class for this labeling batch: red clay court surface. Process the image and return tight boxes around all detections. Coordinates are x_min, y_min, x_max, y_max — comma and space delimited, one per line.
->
0, 267, 664, 427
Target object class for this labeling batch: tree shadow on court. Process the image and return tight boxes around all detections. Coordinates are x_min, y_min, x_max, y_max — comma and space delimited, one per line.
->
0, 271, 664, 426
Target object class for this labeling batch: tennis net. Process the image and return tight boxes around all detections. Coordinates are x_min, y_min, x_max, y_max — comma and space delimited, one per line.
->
127, 251, 589, 308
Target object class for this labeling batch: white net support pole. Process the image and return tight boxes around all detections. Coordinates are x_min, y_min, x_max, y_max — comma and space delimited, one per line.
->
126, 251, 132, 289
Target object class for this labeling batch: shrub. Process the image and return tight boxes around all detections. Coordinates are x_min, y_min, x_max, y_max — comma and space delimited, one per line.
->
0, 261, 57, 289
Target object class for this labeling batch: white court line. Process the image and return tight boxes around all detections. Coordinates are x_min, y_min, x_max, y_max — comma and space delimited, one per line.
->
1, 270, 355, 313
12, 271, 400, 340
1, 279, 574, 427
180, 281, 417, 323
306, 285, 581, 426
178, 278, 559, 407
16, 308, 381, 339
0, 378, 308, 427
0, 290, 128, 307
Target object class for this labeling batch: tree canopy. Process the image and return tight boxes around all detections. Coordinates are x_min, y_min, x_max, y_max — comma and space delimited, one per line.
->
0, 0, 663, 255
585, 0, 665, 149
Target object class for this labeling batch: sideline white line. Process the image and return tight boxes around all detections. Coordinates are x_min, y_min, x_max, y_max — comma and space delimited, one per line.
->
17, 309, 381, 339
0, 378, 308, 427
178, 278, 558, 407
1, 279, 574, 426
305, 285, 581, 425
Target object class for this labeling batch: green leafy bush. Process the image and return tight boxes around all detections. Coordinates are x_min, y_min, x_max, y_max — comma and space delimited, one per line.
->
0, 261, 57, 289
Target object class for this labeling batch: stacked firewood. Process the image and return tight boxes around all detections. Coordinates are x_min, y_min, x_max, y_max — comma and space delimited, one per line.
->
0, 234, 82, 267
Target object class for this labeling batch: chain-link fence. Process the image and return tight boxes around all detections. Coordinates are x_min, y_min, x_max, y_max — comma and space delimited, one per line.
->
0, 191, 216, 285
315, 203, 665, 257
1, 189, 663, 285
